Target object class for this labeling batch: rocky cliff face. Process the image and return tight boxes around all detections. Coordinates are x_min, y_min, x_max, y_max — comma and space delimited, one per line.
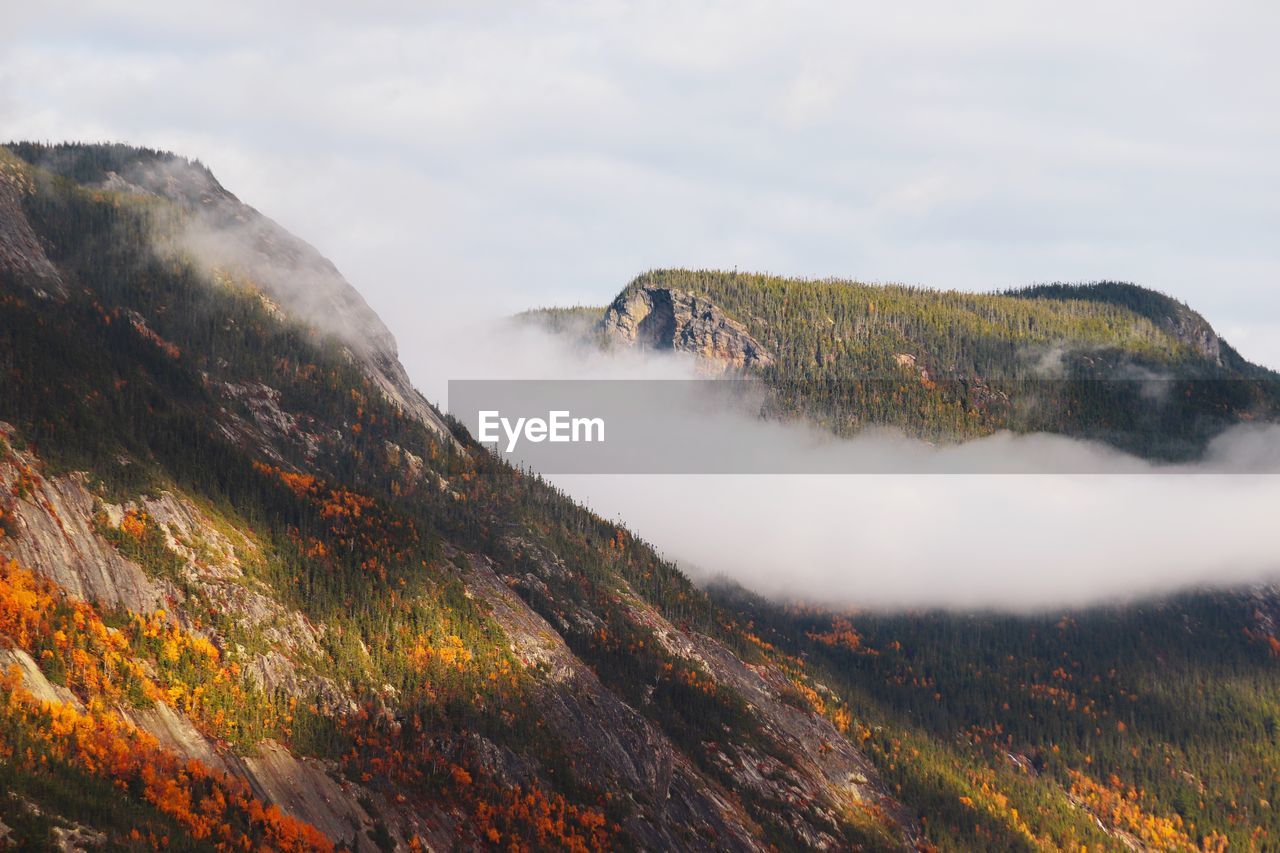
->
603, 286, 774, 372
0, 154, 65, 298
1161, 304, 1223, 365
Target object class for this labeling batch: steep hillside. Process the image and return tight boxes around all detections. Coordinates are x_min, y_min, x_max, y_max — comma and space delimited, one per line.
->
710, 583, 1280, 852
0, 144, 909, 850
582, 270, 1280, 459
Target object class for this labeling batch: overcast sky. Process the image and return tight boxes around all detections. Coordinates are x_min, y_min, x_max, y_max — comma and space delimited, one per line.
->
4, 1, 1279, 370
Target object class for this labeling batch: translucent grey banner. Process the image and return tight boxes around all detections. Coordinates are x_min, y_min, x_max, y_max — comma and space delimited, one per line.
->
446, 379, 1280, 474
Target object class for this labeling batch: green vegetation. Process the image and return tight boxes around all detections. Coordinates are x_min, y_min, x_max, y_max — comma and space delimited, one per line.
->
8, 141, 1280, 850
515, 304, 609, 340
589, 270, 1280, 459
715, 583, 1279, 850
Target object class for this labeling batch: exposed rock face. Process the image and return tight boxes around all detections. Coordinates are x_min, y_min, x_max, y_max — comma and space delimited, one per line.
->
0, 428, 168, 615
603, 286, 774, 372
238, 741, 387, 849
619, 592, 917, 847
1161, 306, 1223, 365
0, 158, 66, 297
0, 436, 406, 850
482, 537, 916, 849
0, 648, 83, 709
461, 553, 763, 850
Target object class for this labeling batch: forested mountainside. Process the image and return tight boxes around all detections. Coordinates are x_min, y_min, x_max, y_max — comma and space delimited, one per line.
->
569, 270, 1280, 460
0, 143, 911, 850
710, 585, 1280, 852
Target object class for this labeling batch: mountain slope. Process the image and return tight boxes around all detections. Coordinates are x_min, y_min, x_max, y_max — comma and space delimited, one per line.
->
0, 143, 909, 850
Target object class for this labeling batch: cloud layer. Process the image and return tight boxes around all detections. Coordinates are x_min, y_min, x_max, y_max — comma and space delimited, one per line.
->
425, 317, 1280, 611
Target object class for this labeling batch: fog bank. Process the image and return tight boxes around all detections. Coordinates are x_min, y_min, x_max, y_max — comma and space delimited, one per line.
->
405, 313, 1280, 611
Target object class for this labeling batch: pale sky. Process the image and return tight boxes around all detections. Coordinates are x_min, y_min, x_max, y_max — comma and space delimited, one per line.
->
4, 1, 1279, 370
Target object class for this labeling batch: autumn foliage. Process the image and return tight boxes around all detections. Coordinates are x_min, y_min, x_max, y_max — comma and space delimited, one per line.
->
0, 667, 330, 851
0, 557, 287, 744
1068, 769, 1204, 851
339, 704, 615, 850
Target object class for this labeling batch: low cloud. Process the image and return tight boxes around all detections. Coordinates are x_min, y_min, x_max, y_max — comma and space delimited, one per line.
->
415, 315, 1280, 611
560, 467, 1280, 611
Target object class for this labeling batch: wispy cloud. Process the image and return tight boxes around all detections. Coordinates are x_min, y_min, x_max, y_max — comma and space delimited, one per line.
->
418, 315, 1280, 611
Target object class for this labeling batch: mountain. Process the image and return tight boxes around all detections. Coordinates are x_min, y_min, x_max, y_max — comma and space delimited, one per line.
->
0, 143, 910, 850
5, 143, 1280, 852
553, 270, 1280, 460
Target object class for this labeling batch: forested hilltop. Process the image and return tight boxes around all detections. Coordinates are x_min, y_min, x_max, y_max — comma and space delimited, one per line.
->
540, 269, 1280, 460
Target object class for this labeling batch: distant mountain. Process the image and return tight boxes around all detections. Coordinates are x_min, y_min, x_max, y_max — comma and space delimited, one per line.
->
530, 269, 1280, 460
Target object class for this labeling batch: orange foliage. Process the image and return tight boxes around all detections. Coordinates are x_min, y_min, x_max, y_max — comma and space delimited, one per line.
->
342, 706, 613, 851
1068, 769, 1197, 850
119, 509, 147, 539
807, 616, 865, 653
472, 785, 613, 852
832, 705, 853, 734
252, 460, 318, 497
0, 668, 330, 851
789, 679, 826, 715
0, 558, 282, 743
0, 558, 151, 701
127, 315, 181, 360
961, 767, 1041, 846
409, 633, 474, 672
255, 460, 417, 581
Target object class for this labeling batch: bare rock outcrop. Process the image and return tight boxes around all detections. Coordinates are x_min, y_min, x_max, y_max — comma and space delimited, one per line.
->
0, 648, 83, 709
462, 553, 763, 850
621, 590, 917, 846
0, 429, 167, 614
603, 286, 774, 372
121, 702, 415, 851
0, 157, 65, 297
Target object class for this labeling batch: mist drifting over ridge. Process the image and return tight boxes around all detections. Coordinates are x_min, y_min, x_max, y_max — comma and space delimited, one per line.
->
385, 305, 1280, 612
